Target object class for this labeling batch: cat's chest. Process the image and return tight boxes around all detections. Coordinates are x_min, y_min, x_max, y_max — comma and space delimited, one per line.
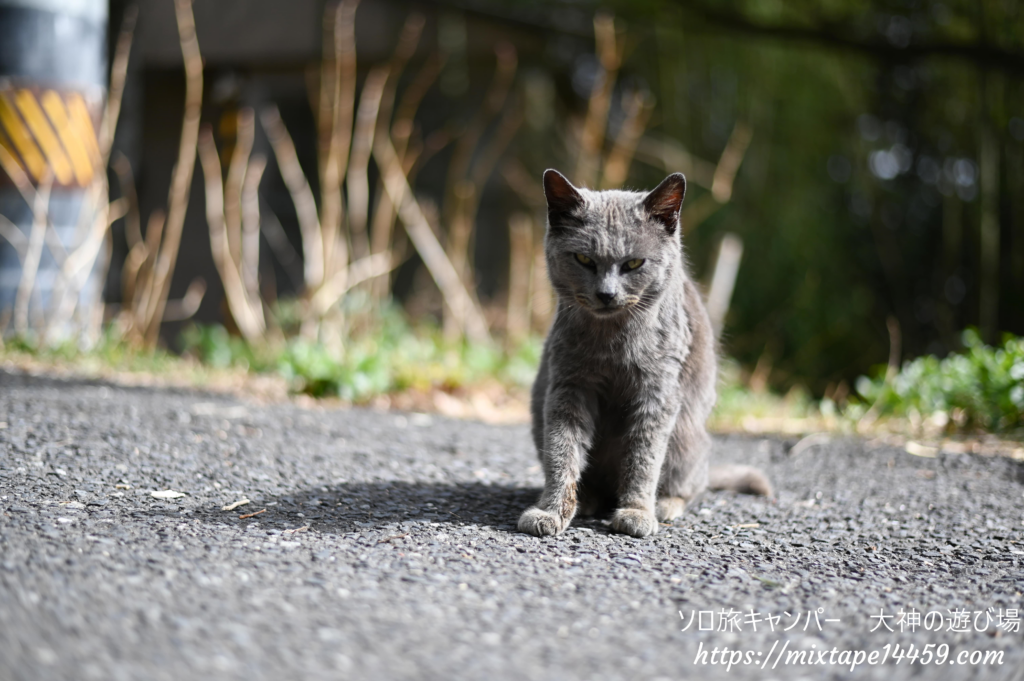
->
563, 315, 684, 365
555, 325, 684, 387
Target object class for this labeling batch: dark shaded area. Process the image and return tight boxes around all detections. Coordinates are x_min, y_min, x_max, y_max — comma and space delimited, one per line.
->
177, 481, 543, 535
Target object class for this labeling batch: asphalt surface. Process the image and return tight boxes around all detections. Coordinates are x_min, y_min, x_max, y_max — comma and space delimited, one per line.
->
1, 367, 1023, 681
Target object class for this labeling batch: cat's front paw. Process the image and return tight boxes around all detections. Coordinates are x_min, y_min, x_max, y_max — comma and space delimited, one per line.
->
611, 508, 659, 537
655, 496, 687, 522
518, 507, 566, 536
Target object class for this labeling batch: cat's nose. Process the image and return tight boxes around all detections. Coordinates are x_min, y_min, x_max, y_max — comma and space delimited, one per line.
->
596, 291, 615, 305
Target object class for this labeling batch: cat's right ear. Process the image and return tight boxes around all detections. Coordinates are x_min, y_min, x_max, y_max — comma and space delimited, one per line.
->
643, 172, 687, 235
543, 169, 584, 231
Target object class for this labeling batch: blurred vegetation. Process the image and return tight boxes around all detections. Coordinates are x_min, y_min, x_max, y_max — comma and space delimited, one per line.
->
508, 0, 1024, 396
181, 304, 541, 401
2, 327, 192, 376
711, 358, 818, 428
5, 318, 1021, 440
856, 329, 1024, 432
3, 0, 1023, 435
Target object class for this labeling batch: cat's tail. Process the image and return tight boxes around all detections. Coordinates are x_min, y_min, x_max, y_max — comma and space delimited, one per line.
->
708, 465, 773, 497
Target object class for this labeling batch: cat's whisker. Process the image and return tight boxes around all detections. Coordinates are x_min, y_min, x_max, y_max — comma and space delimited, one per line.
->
573, 294, 593, 309
626, 297, 656, 317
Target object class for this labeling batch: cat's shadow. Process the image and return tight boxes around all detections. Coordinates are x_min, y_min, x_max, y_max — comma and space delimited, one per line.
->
179, 481, 618, 535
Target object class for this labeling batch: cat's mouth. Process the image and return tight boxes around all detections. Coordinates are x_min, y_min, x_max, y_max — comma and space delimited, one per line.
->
574, 294, 631, 316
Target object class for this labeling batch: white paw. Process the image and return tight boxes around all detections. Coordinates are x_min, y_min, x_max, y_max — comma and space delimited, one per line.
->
655, 496, 687, 522
611, 508, 659, 537
518, 507, 566, 537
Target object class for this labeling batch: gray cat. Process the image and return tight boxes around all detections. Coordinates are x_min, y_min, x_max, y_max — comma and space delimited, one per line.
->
518, 169, 771, 538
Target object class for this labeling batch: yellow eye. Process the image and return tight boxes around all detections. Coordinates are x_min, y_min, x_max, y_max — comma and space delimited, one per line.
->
626, 258, 645, 270
575, 253, 592, 265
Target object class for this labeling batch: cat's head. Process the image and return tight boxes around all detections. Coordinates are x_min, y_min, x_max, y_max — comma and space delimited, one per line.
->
542, 169, 686, 317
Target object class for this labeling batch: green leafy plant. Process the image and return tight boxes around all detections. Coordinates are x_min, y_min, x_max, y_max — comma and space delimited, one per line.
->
179, 324, 270, 371
3, 326, 186, 375
180, 305, 543, 401
856, 330, 1024, 432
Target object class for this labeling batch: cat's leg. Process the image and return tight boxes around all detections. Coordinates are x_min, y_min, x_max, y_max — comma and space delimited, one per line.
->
518, 385, 595, 536
611, 389, 682, 538
655, 408, 711, 522
576, 487, 601, 517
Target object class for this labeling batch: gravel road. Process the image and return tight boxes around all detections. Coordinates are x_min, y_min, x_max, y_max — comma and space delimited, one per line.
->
2, 367, 1023, 681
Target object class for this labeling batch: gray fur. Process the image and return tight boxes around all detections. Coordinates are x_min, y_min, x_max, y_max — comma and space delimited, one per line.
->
518, 169, 771, 538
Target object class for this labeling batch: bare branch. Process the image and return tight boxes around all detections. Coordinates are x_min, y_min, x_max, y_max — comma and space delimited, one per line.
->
0, 214, 28, 260
260, 105, 324, 291
112, 153, 142, 247
241, 153, 266, 319
374, 134, 491, 344
141, 0, 203, 347
99, 3, 137, 163
506, 212, 533, 341
446, 96, 523, 313
258, 202, 304, 290
441, 43, 518, 337
501, 158, 545, 210
392, 53, 445, 157
197, 127, 265, 342
377, 13, 426, 143
47, 184, 123, 339
0, 141, 37, 208
347, 67, 389, 260
370, 52, 445, 295
574, 12, 622, 187
14, 177, 51, 334
129, 210, 164, 332
443, 43, 517, 224
366, 13, 426, 299
320, 0, 360, 276
633, 134, 716, 189
600, 89, 654, 189
225, 108, 256, 269
309, 252, 396, 318
705, 233, 743, 339
711, 122, 752, 202
162, 277, 206, 322
680, 193, 723, 233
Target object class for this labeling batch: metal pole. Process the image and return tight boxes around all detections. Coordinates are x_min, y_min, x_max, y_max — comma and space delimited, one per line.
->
0, 0, 108, 341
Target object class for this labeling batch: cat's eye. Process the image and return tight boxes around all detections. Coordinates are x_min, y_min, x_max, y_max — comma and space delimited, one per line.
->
575, 253, 593, 266
624, 258, 645, 271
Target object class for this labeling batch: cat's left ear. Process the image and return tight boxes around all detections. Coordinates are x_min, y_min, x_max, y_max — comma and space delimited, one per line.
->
543, 169, 585, 232
643, 173, 686, 235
